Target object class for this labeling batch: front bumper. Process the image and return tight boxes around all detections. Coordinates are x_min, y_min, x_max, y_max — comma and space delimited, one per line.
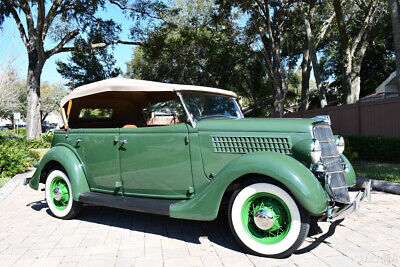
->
325, 180, 371, 222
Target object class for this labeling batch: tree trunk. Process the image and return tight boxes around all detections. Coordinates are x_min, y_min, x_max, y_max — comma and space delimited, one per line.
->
272, 75, 285, 117
389, 0, 400, 95
350, 60, 362, 102
304, 12, 327, 108
300, 43, 311, 111
333, 0, 353, 104
26, 52, 44, 139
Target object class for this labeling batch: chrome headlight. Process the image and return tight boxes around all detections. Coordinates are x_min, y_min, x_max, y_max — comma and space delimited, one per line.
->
336, 136, 345, 154
310, 139, 322, 163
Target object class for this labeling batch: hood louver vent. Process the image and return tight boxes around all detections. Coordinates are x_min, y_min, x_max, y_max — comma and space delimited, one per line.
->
212, 136, 291, 154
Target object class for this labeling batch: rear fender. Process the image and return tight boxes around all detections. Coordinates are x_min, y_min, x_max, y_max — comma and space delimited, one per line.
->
29, 145, 89, 201
170, 152, 328, 221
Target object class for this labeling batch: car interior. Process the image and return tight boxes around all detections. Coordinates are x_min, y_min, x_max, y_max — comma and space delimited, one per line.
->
65, 91, 187, 129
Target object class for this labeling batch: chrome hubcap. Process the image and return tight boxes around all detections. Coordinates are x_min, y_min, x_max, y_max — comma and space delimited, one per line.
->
254, 209, 274, 230
53, 187, 61, 201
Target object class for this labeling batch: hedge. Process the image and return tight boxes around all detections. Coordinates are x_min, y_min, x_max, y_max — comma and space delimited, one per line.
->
344, 135, 400, 162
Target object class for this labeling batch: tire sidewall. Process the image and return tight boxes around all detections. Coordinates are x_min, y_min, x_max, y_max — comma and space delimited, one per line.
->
45, 169, 73, 218
229, 182, 302, 256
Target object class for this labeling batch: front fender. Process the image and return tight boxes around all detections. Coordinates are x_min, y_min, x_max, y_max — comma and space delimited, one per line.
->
170, 152, 328, 221
29, 145, 89, 201
341, 154, 356, 187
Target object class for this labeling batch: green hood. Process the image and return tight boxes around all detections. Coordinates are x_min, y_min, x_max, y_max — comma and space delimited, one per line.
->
196, 117, 321, 179
196, 117, 319, 135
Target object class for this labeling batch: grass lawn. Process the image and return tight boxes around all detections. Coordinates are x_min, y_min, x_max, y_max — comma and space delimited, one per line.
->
0, 177, 11, 188
352, 160, 400, 183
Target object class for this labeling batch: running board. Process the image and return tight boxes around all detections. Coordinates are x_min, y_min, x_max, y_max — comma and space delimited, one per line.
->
78, 192, 184, 216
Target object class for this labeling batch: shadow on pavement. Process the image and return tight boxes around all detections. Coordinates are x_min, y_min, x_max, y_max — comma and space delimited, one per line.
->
294, 219, 343, 255
27, 199, 341, 256
27, 200, 244, 254
26, 199, 48, 211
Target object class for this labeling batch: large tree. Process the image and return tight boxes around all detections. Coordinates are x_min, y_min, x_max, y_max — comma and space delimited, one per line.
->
56, 27, 121, 88
332, 0, 386, 103
300, 0, 336, 108
218, 0, 300, 117
0, 0, 164, 139
127, 0, 272, 115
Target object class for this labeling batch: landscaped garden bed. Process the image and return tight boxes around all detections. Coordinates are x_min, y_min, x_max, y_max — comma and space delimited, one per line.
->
0, 129, 52, 188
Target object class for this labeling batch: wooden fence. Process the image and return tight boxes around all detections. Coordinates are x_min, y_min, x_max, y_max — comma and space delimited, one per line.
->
284, 96, 400, 138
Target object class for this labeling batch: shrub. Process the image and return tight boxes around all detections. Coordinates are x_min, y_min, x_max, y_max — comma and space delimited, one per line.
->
0, 130, 53, 178
344, 136, 400, 162
0, 138, 32, 178
41, 131, 54, 145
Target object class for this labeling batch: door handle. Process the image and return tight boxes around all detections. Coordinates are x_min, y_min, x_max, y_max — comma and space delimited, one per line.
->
119, 139, 128, 149
75, 138, 82, 147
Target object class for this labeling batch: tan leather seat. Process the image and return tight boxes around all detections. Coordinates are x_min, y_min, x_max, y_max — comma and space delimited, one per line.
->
122, 124, 137, 129
147, 117, 177, 126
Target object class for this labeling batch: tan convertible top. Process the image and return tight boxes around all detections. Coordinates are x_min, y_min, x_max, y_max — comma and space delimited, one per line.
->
60, 77, 237, 108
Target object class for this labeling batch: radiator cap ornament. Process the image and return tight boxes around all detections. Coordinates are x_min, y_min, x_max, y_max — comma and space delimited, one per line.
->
313, 115, 331, 125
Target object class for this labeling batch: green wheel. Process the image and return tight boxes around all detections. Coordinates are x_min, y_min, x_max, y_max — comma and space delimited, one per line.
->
45, 168, 82, 219
228, 181, 310, 258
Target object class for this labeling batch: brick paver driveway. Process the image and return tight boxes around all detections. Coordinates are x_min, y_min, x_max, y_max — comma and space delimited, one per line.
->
1, 174, 399, 267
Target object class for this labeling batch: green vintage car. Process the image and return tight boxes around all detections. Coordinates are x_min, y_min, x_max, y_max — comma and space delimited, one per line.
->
26, 78, 370, 257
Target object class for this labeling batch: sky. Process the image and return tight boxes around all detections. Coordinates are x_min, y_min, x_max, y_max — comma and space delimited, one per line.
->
0, 3, 137, 85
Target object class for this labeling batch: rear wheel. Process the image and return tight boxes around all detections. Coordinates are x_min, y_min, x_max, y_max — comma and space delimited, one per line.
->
45, 169, 82, 219
228, 181, 310, 258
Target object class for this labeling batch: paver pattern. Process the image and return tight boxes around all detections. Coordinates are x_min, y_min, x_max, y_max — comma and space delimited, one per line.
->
0, 174, 399, 267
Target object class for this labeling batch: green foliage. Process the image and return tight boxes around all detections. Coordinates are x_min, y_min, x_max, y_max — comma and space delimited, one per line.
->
40, 82, 68, 122
344, 136, 400, 162
79, 108, 113, 119
0, 130, 53, 178
41, 131, 54, 145
0, 138, 31, 178
56, 22, 122, 89
127, 0, 272, 114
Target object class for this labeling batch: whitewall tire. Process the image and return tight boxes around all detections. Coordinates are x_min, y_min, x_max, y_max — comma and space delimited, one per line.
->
228, 181, 310, 258
45, 169, 81, 219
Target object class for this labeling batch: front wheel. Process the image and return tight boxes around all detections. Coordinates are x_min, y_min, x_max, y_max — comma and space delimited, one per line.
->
45, 169, 82, 219
228, 181, 310, 258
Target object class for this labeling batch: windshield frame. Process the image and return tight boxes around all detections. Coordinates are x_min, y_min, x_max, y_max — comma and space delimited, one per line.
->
177, 91, 243, 128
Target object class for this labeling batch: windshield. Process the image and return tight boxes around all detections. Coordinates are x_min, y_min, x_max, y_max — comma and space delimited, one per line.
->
180, 92, 243, 122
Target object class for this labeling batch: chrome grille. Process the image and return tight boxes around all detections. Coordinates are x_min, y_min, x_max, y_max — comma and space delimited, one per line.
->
313, 123, 350, 204
212, 136, 291, 154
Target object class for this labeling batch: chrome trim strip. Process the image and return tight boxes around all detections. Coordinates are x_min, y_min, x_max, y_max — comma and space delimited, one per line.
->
177, 92, 196, 128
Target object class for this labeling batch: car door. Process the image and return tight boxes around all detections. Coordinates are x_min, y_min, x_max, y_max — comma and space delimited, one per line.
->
68, 128, 122, 194
119, 123, 193, 199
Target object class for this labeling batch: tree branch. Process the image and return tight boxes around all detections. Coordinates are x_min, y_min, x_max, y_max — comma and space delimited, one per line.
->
45, 29, 80, 58
109, 0, 162, 20
350, 1, 377, 58
42, 0, 64, 41
5, 2, 29, 47
316, 12, 335, 46
37, 0, 45, 40
19, 0, 35, 38
47, 39, 143, 56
